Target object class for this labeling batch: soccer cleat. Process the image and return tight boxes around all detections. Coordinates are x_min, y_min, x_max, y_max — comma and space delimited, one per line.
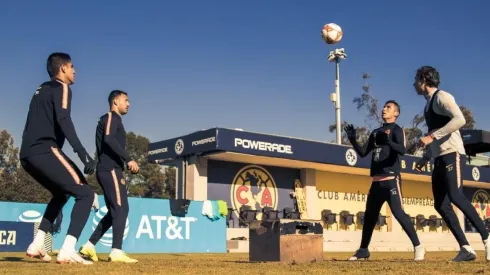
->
108, 251, 138, 263
56, 248, 93, 265
79, 244, 99, 262
452, 246, 476, 262
485, 238, 490, 262
414, 245, 425, 261
26, 243, 51, 262
348, 248, 370, 261
485, 240, 490, 262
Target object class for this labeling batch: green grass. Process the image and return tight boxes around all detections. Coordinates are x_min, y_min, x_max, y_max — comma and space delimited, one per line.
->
1, 251, 490, 274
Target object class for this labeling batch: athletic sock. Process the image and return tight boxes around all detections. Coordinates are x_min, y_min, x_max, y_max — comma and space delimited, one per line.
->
62, 235, 77, 251
84, 241, 95, 249
111, 248, 123, 255
462, 245, 475, 254
33, 230, 46, 247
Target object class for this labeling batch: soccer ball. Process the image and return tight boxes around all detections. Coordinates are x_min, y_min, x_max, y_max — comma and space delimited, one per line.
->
321, 23, 343, 44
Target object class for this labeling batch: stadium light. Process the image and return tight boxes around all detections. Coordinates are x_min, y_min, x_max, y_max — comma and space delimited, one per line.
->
328, 48, 347, 145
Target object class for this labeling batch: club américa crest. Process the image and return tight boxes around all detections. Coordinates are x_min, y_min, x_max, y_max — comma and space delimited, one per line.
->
230, 165, 278, 220
472, 189, 490, 220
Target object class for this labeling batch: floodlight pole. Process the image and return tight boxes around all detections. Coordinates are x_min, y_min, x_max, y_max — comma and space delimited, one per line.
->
328, 48, 347, 145
334, 59, 341, 145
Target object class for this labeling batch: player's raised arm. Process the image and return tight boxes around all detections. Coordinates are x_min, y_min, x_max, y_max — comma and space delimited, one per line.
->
345, 124, 374, 158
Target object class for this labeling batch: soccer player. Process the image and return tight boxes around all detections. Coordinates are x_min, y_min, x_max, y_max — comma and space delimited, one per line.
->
414, 66, 489, 262
345, 100, 425, 261
20, 52, 97, 264
79, 90, 139, 263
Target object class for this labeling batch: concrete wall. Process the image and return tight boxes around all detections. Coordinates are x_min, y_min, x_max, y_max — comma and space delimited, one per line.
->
226, 228, 486, 253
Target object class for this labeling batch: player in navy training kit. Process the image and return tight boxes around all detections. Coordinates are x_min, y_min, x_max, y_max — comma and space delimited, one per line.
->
414, 66, 490, 262
20, 53, 97, 264
79, 90, 139, 263
345, 100, 425, 261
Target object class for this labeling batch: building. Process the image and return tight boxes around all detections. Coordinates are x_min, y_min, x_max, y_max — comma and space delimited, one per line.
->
147, 127, 490, 253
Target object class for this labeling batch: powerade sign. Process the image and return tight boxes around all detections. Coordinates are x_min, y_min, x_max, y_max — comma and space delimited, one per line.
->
0, 198, 226, 253
0, 221, 34, 252
234, 138, 293, 155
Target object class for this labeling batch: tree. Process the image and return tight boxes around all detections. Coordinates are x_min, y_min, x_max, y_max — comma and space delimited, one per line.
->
329, 73, 377, 145
329, 121, 370, 146
0, 128, 173, 203
353, 73, 384, 128
0, 129, 51, 203
85, 132, 173, 199
164, 167, 176, 199
85, 153, 103, 194
460, 106, 476, 129
404, 114, 425, 155
124, 132, 167, 198
1, 168, 52, 203
0, 130, 18, 174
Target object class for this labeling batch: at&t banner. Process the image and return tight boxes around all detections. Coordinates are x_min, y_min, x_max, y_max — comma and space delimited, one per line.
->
0, 198, 227, 253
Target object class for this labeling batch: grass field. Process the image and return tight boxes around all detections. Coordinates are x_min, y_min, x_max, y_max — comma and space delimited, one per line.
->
2, 251, 490, 274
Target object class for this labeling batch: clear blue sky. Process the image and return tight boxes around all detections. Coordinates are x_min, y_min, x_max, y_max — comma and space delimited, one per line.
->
1, 0, 489, 167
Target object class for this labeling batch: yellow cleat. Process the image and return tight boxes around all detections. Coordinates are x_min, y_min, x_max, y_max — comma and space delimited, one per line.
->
108, 251, 138, 263
79, 245, 99, 262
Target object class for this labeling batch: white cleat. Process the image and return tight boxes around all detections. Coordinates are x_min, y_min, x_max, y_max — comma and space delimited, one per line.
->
348, 248, 370, 261
414, 245, 425, 261
26, 243, 51, 262
56, 248, 93, 265
452, 246, 476, 262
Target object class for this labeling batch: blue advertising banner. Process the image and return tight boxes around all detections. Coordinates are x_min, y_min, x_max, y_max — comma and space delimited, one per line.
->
0, 198, 227, 254
0, 221, 34, 252
207, 160, 299, 226
0, 202, 47, 223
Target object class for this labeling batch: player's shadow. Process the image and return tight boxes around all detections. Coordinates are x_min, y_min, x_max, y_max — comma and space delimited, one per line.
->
0, 257, 41, 264
0, 256, 30, 262
224, 260, 265, 264
331, 258, 371, 262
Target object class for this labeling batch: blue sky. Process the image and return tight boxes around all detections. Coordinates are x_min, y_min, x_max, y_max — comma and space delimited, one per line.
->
1, 0, 489, 167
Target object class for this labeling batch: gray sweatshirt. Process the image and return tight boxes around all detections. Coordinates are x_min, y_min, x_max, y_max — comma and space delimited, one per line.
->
423, 90, 466, 159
